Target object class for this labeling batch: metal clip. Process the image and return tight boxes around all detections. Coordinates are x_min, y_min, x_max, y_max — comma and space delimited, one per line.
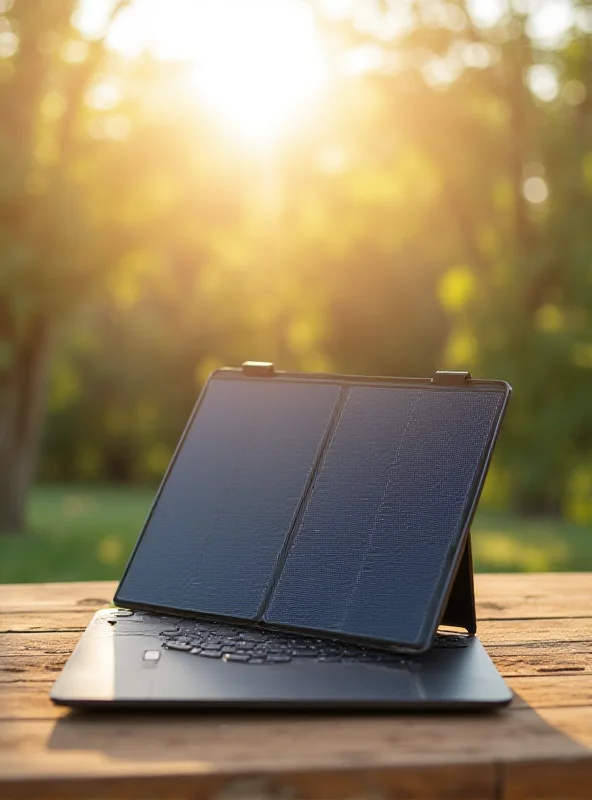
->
432, 371, 472, 386
242, 361, 275, 377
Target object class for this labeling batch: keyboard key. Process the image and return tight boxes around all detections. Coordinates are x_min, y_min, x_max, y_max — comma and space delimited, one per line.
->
143, 650, 161, 661
152, 613, 423, 668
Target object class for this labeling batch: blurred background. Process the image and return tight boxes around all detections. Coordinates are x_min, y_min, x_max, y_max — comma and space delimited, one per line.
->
1, 0, 591, 583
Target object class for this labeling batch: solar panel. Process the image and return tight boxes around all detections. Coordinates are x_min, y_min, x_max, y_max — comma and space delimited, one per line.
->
117, 378, 340, 617
117, 370, 507, 650
264, 386, 503, 646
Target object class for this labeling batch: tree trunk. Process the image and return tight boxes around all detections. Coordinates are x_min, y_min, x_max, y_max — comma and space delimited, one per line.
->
0, 316, 51, 534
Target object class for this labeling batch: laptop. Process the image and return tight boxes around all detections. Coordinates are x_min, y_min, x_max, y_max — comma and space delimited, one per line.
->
51, 363, 513, 710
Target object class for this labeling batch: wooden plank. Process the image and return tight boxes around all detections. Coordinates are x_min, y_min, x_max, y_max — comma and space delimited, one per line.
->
0, 583, 114, 613
0, 762, 499, 800
508, 675, 592, 708
506, 759, 592, 800
474, 573, 592, 620
0, 707, 590, 792
1, 577, 591, 799
479, 617, 592, 645
1, 627, 590, 690
3, 611, 591, 646
2, 646, 589, 683
1, 651, 589, 692
1, 636, 590, 686
0, 610, 93, 633
2, 708, 591, 758
0, 654, 70, 683
0, 631, 79, 657
2, 573, 591, 618
0, 683, 68, 720
488, 641, 592, 678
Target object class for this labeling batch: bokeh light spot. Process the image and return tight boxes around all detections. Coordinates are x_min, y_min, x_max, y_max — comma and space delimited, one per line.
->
438, 266, 476, 313
97, 537, 124, 565
523, 176, 549, 204
527, 64, 559, 102
0, 30, 18, 58
535, 304, 564, 333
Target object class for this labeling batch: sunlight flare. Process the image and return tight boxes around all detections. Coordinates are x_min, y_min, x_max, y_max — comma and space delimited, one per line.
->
77, 0, 329, 146
186, 0, 328, 144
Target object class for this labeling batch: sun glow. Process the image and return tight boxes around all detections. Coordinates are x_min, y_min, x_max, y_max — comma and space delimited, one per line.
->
77, 0, 329, 146
188, 1, 328, 144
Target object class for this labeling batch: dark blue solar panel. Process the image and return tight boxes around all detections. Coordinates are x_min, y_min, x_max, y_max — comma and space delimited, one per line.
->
117, 378, 340, 618
264, 386, 502, 647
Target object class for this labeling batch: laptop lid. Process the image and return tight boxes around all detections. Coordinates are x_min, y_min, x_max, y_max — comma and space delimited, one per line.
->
115, 366, 510, 652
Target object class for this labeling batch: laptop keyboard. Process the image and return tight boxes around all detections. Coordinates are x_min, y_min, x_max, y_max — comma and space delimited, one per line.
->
150, 615, 467, 666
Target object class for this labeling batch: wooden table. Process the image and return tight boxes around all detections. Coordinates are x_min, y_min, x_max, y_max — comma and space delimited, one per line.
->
1, 574, 591, 799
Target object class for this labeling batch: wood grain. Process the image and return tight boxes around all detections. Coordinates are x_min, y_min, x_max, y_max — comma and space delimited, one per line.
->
2, 625, 590, 686
0, 707, 591, 797
0, 765, 500, 800
0, 575, 591, 799
3, 610, 592, 641
0, 582, 114, 612
474, 572, 592, 620
2, 572, 591, 616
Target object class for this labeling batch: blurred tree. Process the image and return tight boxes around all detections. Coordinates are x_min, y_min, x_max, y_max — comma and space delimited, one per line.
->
3, 0, 592, 532
314, 0, 592, 516
0, 0, 132, 532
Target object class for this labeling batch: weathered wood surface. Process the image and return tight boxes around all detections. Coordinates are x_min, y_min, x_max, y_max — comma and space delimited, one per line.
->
0, 575, 591, 799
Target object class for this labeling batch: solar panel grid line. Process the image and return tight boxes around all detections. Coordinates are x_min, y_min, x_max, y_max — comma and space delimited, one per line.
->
263, 386, 422, 633
255, 385, 349, 620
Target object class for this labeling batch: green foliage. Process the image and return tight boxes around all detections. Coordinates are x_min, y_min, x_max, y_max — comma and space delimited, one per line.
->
2, 1, 592, 525
0, 1, 95, 338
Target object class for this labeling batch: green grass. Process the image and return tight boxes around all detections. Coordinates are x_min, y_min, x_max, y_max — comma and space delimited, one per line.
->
471, 512, 592, 573
0, 485, 155, 583
0, 484, 591, 583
